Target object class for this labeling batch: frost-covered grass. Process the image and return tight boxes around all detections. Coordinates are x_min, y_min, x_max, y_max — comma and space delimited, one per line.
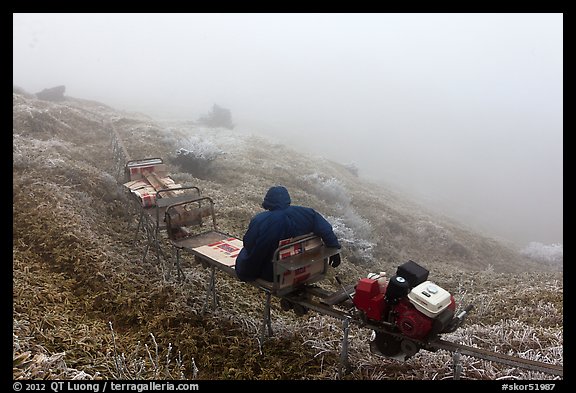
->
13, 92, 563, 380
521, 242, 563, 265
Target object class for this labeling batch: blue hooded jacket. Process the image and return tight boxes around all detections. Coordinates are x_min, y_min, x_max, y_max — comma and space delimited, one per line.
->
235, 186, 341, 282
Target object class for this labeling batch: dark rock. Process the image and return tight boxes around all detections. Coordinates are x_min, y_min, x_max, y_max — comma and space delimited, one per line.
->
197, 104, 234, 129
36, 85, 66, 101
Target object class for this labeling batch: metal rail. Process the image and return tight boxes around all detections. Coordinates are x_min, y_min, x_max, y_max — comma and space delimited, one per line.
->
430, 339, 563, 377
107, 120, 132, 180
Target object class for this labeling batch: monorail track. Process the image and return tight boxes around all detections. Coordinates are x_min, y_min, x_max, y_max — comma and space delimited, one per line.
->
276, 285, 563, 378
430, 339, 563, 377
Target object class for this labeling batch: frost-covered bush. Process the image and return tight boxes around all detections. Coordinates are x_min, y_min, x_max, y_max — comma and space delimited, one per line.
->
343, 162, 359, 177
169, 136, 224, 179
303, 174, 351, 206
329, 215, 376, 263
302, 173, 376, 263
197, 104, 234, 130
521, 242, 563, 264
341, 209, 373, 241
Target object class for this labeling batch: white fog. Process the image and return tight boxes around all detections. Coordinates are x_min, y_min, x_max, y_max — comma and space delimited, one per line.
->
12, 13, 563, 249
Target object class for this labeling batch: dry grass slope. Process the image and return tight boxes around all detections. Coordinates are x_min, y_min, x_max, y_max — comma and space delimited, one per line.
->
13, 91, 562, 380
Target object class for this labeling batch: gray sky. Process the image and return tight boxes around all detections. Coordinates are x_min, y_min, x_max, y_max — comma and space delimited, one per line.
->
13, 13, 563, 247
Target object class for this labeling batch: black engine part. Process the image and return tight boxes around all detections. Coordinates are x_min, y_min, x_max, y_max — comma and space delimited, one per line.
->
396, 260, 429, 288
280, 298, 293, 311
385, 275, 410, 304
370, 331, 403, 357
429, 307, 455, 337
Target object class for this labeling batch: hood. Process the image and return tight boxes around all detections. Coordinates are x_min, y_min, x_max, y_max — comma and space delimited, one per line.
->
262, 186, 291, 211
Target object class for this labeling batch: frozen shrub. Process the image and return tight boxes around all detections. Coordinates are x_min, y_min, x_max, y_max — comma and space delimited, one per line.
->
343, 162, 359, 177
301, 173, 376, 263
169, 136, 224, 179
304, 174, 351, 206
329, 215, 375, 263
521, 242, 563, 264
197, 104, 234, 130
341, 209, 373, 241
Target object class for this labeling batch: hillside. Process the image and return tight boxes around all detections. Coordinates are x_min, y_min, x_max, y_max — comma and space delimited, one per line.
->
12, 91, 563, 380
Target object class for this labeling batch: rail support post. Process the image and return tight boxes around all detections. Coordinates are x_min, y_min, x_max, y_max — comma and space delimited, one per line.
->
259, 290, 273, 353
133, 209, 145, 245
175, 248, 185, 282
202, 266, 217, 313
453, 350, 462, 380
141, 218, 154, 263
338, 317, 351, 379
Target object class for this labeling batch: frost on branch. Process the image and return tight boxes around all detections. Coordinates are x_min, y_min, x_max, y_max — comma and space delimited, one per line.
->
170, 136, 224, 179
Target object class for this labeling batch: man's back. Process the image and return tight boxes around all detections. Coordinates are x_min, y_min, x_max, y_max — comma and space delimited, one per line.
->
235, 186, 340, 282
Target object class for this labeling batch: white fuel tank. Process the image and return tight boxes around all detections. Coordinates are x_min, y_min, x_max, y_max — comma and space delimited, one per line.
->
407, 281, 452, 318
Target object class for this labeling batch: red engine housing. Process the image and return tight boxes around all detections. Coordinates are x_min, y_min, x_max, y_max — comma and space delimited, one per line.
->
353, 277, 457, 341
393, 298, 433, 340
353, 278, 388, 321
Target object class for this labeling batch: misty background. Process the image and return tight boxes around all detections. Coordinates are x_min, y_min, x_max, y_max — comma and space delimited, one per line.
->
12, 13, 563, 248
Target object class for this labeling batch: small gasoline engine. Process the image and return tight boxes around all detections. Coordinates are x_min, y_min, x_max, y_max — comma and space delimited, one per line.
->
353, 260, 472, 360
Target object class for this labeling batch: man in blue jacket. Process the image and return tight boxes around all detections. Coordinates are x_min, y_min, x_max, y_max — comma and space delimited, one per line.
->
235, 185, 341, 282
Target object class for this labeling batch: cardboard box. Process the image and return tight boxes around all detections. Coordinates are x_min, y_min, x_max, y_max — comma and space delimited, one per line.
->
277, 258, 325, 290
126, 160, 166, 181
274, 236, 327, 294
123, 180, 157, 208
278, 236, 323, 259
192, 238, 243, 267
123, 175, 182, 208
